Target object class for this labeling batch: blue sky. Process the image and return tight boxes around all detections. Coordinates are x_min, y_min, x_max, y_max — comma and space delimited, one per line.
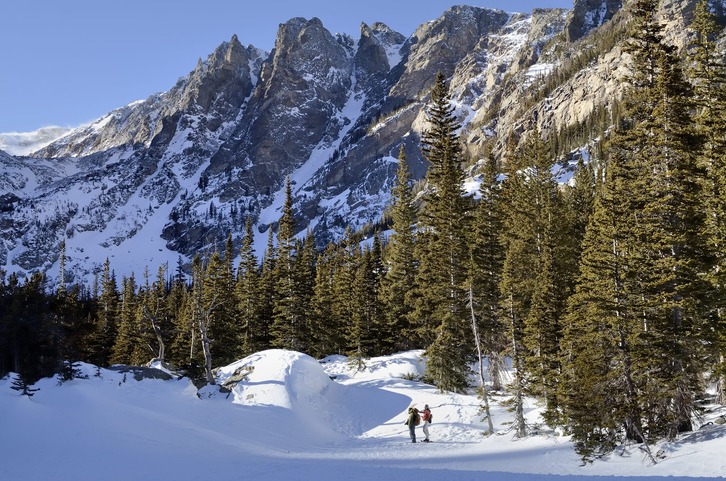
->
0, 0, 572, 133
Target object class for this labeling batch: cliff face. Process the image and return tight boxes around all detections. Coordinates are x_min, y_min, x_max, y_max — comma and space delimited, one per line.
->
1, 0, 718, 283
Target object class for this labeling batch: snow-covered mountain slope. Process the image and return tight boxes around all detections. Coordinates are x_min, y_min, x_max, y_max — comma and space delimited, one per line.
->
2, 349, 725, 480
0, 126, 73, 156
0, 0, 714, 284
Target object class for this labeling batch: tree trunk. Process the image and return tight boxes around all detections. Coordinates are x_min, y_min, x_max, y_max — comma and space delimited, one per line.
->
469, 284, 494, 433
142, 305, 165, 363
199, 312, 215, 385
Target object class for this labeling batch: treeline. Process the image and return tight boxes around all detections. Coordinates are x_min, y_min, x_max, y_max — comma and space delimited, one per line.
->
1, 0, 726, 462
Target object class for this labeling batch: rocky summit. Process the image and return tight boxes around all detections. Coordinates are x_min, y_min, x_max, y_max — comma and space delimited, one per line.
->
0, 0, 720, 284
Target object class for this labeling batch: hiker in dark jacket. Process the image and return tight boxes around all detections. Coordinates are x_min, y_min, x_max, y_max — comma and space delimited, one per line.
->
405, 407, 420, 443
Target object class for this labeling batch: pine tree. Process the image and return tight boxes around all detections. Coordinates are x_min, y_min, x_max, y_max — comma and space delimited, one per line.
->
236, 216, 262, 357
257, 229, 277, 351
130, 272, 153, 365
11, 374, 40, 397
88, 259, 119, 366
191, 255, 216, 384
335, 228, 362, 354
468, 153, 506, 391
367, 234, 385, 355
138, 265, 173, 364
417, 72, 473, 393
271, 177, 309, 351
168, 274, 197, 372
111, 274, 140, 364
523, 129, 566, 424
309, 242, 345, 357
560, 171, 638, 458
54, 240, 85, 369
688, 0, 726, 403
562, 1, 711, 458
205, 251, 238, 366
348, 239, 384, 360
296, 230, 318, 353
499, 128, 562, 434
380, 146, 418, 352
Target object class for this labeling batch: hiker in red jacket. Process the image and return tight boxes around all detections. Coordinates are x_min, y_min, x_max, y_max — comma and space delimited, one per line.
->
421, 404, 432, 442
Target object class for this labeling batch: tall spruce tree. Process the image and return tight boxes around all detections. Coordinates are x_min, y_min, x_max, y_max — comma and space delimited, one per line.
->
416, 72, 472, 393
499, 128, 562, 434
309, 242, 345, 357
271, 177, 309, 351
335, 228, 362, 354
688, 0, 726, 403
139, 265, 173, 364
88, 259, 119, 366
204, 251, 239, 366
562, 0, 711, 458
468, 153, 506, 391
380, 146, 419, 352
169, 276, 197, 372
236, 216, 262, 357
293, 230, 317, 353
110, 274, 140, 364
257, 228, 277, 350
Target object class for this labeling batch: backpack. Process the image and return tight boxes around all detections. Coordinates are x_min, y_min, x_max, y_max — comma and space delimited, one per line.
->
414, 411, 421, 426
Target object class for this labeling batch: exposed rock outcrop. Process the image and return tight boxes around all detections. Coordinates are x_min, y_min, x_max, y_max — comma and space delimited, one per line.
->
1, 1, 719, 282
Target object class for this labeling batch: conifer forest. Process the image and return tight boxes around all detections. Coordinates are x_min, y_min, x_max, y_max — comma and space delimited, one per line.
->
3, 0, 726, 461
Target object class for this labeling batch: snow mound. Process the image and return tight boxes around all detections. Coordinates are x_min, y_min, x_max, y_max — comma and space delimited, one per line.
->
321, 350, 426, 382
217, 349, 332, 409
217, 349, 408, 437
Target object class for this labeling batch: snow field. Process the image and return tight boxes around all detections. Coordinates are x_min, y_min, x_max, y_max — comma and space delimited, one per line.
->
1, 349, 724, 481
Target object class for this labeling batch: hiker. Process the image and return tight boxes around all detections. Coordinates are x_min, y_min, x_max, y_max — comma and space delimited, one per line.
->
421, 404, 432, 442
405, 406, 420, 443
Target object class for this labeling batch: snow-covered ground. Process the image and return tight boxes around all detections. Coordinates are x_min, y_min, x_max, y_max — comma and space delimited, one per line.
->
1, 350, 724, 481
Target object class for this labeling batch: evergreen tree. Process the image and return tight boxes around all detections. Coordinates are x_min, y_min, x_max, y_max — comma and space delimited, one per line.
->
560, 188, 630, 458
335, 228, 362, 354
88, 259, 119, 366
562, 156, 597, 282
309, 242, 345, 357
522, 129, 566, 424
294, 230, 318, 353
562, 1, 711, 457
367, 234, 385, 355
257, 228, 277, 350
417, 72, 473, 393
499, 128, 563, 434
111, 274, 140, 364
11, 374, 40, 397
54, 242, 86, 370
191, 255, 216, 384
469, 153, 506, 391
205, 251, 239, 366
236, 216, 262, 357
138, 265, 173, 364
271, 177, 308, 351
688, 0, 726, 403
129, 272, 152, 365
380, 146, 419, 352
168, 274, 197, 372
348, 239, 384, 359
